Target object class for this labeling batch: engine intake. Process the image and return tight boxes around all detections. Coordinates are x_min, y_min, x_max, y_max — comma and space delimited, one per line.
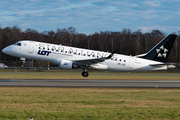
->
59, 60, 78, 69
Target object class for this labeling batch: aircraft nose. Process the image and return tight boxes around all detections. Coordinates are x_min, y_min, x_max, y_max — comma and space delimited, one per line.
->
2, 46, 9, 54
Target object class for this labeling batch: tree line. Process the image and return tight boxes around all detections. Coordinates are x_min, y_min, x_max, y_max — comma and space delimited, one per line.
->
0, 26, 180, 68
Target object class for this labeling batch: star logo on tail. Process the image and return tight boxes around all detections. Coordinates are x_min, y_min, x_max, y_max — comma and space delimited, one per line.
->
156, 45, 168, 58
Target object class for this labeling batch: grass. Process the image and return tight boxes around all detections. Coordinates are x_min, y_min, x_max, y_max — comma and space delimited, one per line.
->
0, 71, 180, 80
0, 87, 180, 120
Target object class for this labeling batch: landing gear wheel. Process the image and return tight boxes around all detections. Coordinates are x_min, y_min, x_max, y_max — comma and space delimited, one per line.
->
21, 61, 25, 68
82, 71, 89, 77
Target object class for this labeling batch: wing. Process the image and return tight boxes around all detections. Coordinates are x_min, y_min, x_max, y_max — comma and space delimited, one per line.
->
73, 50, 116, 66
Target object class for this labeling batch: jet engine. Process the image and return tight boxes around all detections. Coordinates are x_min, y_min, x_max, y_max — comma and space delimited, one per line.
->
59, 60, 78, 69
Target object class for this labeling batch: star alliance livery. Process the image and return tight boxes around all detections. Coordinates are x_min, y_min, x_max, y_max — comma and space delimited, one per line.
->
2, 34, 177, 77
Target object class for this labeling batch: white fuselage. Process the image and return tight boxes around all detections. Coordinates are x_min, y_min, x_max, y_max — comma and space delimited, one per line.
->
2, 40, 167, 71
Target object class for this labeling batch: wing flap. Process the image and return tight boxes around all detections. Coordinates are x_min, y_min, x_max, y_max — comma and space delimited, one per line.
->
74, 58, 106, 66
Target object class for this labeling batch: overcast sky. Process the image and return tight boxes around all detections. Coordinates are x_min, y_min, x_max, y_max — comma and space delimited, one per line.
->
0, 0, 180, 34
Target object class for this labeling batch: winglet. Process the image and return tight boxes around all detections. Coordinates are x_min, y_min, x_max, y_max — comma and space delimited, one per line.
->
107, 50, 116, 59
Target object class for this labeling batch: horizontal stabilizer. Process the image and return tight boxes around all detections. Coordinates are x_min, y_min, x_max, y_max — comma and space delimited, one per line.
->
150, 62, 175, 66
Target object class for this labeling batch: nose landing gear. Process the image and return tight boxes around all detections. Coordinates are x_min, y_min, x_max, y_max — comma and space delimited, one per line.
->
20, 58, 26, 68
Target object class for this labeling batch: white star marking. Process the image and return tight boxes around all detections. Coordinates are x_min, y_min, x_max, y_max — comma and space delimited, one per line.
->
156, 45, 168, 58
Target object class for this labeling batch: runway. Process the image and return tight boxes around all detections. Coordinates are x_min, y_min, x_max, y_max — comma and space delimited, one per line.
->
0, 79, 180, 88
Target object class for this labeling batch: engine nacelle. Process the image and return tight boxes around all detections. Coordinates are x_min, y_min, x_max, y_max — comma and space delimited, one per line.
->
59, 60, 78, 69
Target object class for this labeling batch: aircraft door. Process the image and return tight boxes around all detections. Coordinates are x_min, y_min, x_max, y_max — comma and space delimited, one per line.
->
28, 42, 35, 53
129, 56, 134, 69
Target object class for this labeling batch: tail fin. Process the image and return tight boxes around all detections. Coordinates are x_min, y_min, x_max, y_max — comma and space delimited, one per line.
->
140, 34, 177, 62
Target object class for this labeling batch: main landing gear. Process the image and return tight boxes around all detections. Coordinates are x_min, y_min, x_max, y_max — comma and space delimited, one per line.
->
82, 68, 89, 77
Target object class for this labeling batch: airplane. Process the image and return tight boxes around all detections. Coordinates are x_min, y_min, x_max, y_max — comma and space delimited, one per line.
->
2, 34, 177, 77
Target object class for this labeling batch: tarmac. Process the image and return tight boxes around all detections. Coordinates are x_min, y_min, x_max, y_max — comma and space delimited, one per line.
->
0, 79, 180, 88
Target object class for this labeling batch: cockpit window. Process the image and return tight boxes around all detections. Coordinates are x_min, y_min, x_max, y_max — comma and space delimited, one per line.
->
17, 43, 21, 46
13, 42, 21, 46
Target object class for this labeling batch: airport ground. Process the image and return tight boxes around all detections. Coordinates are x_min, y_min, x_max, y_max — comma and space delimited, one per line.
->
0, 69, 180, 119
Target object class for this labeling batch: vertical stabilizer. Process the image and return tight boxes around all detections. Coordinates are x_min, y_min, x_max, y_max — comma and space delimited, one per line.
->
140, 34, 177, 62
